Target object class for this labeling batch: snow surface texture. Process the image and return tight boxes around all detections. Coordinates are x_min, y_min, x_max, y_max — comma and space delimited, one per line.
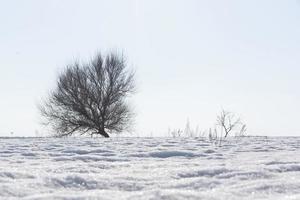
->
0, 137, 300, 200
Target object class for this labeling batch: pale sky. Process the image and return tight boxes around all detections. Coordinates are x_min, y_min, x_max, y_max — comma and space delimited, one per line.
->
1, 0, 300, 137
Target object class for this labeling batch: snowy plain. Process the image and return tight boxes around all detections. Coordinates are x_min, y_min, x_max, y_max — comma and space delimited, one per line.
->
0, 137, 300, 200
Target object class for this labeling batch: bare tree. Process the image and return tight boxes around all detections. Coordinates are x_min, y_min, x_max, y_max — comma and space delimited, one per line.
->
39, 52, 135, 138
216, 109, 245, 138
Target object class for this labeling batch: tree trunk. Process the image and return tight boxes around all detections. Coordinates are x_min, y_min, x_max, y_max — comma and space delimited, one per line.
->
99, 129, 109, 138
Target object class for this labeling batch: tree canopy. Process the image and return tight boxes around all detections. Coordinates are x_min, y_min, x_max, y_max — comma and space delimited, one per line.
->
39, 52, 135, 137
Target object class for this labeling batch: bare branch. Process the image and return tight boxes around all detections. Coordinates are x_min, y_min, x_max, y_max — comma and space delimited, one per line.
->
216, 109, 245, 138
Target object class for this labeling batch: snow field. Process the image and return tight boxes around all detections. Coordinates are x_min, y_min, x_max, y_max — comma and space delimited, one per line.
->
0, 137, 300, 199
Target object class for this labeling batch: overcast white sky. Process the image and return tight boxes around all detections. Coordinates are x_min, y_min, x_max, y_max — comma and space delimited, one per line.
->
1, 0, 300, 137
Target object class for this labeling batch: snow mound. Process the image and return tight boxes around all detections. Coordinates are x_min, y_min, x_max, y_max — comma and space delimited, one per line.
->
177, 168, 230, 178
148, 150, 197, 158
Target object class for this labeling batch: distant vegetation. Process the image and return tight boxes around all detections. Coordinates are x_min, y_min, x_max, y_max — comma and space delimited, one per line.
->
39, 51, 135, 138
167, 109, 247, 144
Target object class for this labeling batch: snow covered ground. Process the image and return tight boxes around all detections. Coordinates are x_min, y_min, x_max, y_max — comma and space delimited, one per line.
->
0, 137, 300, 200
